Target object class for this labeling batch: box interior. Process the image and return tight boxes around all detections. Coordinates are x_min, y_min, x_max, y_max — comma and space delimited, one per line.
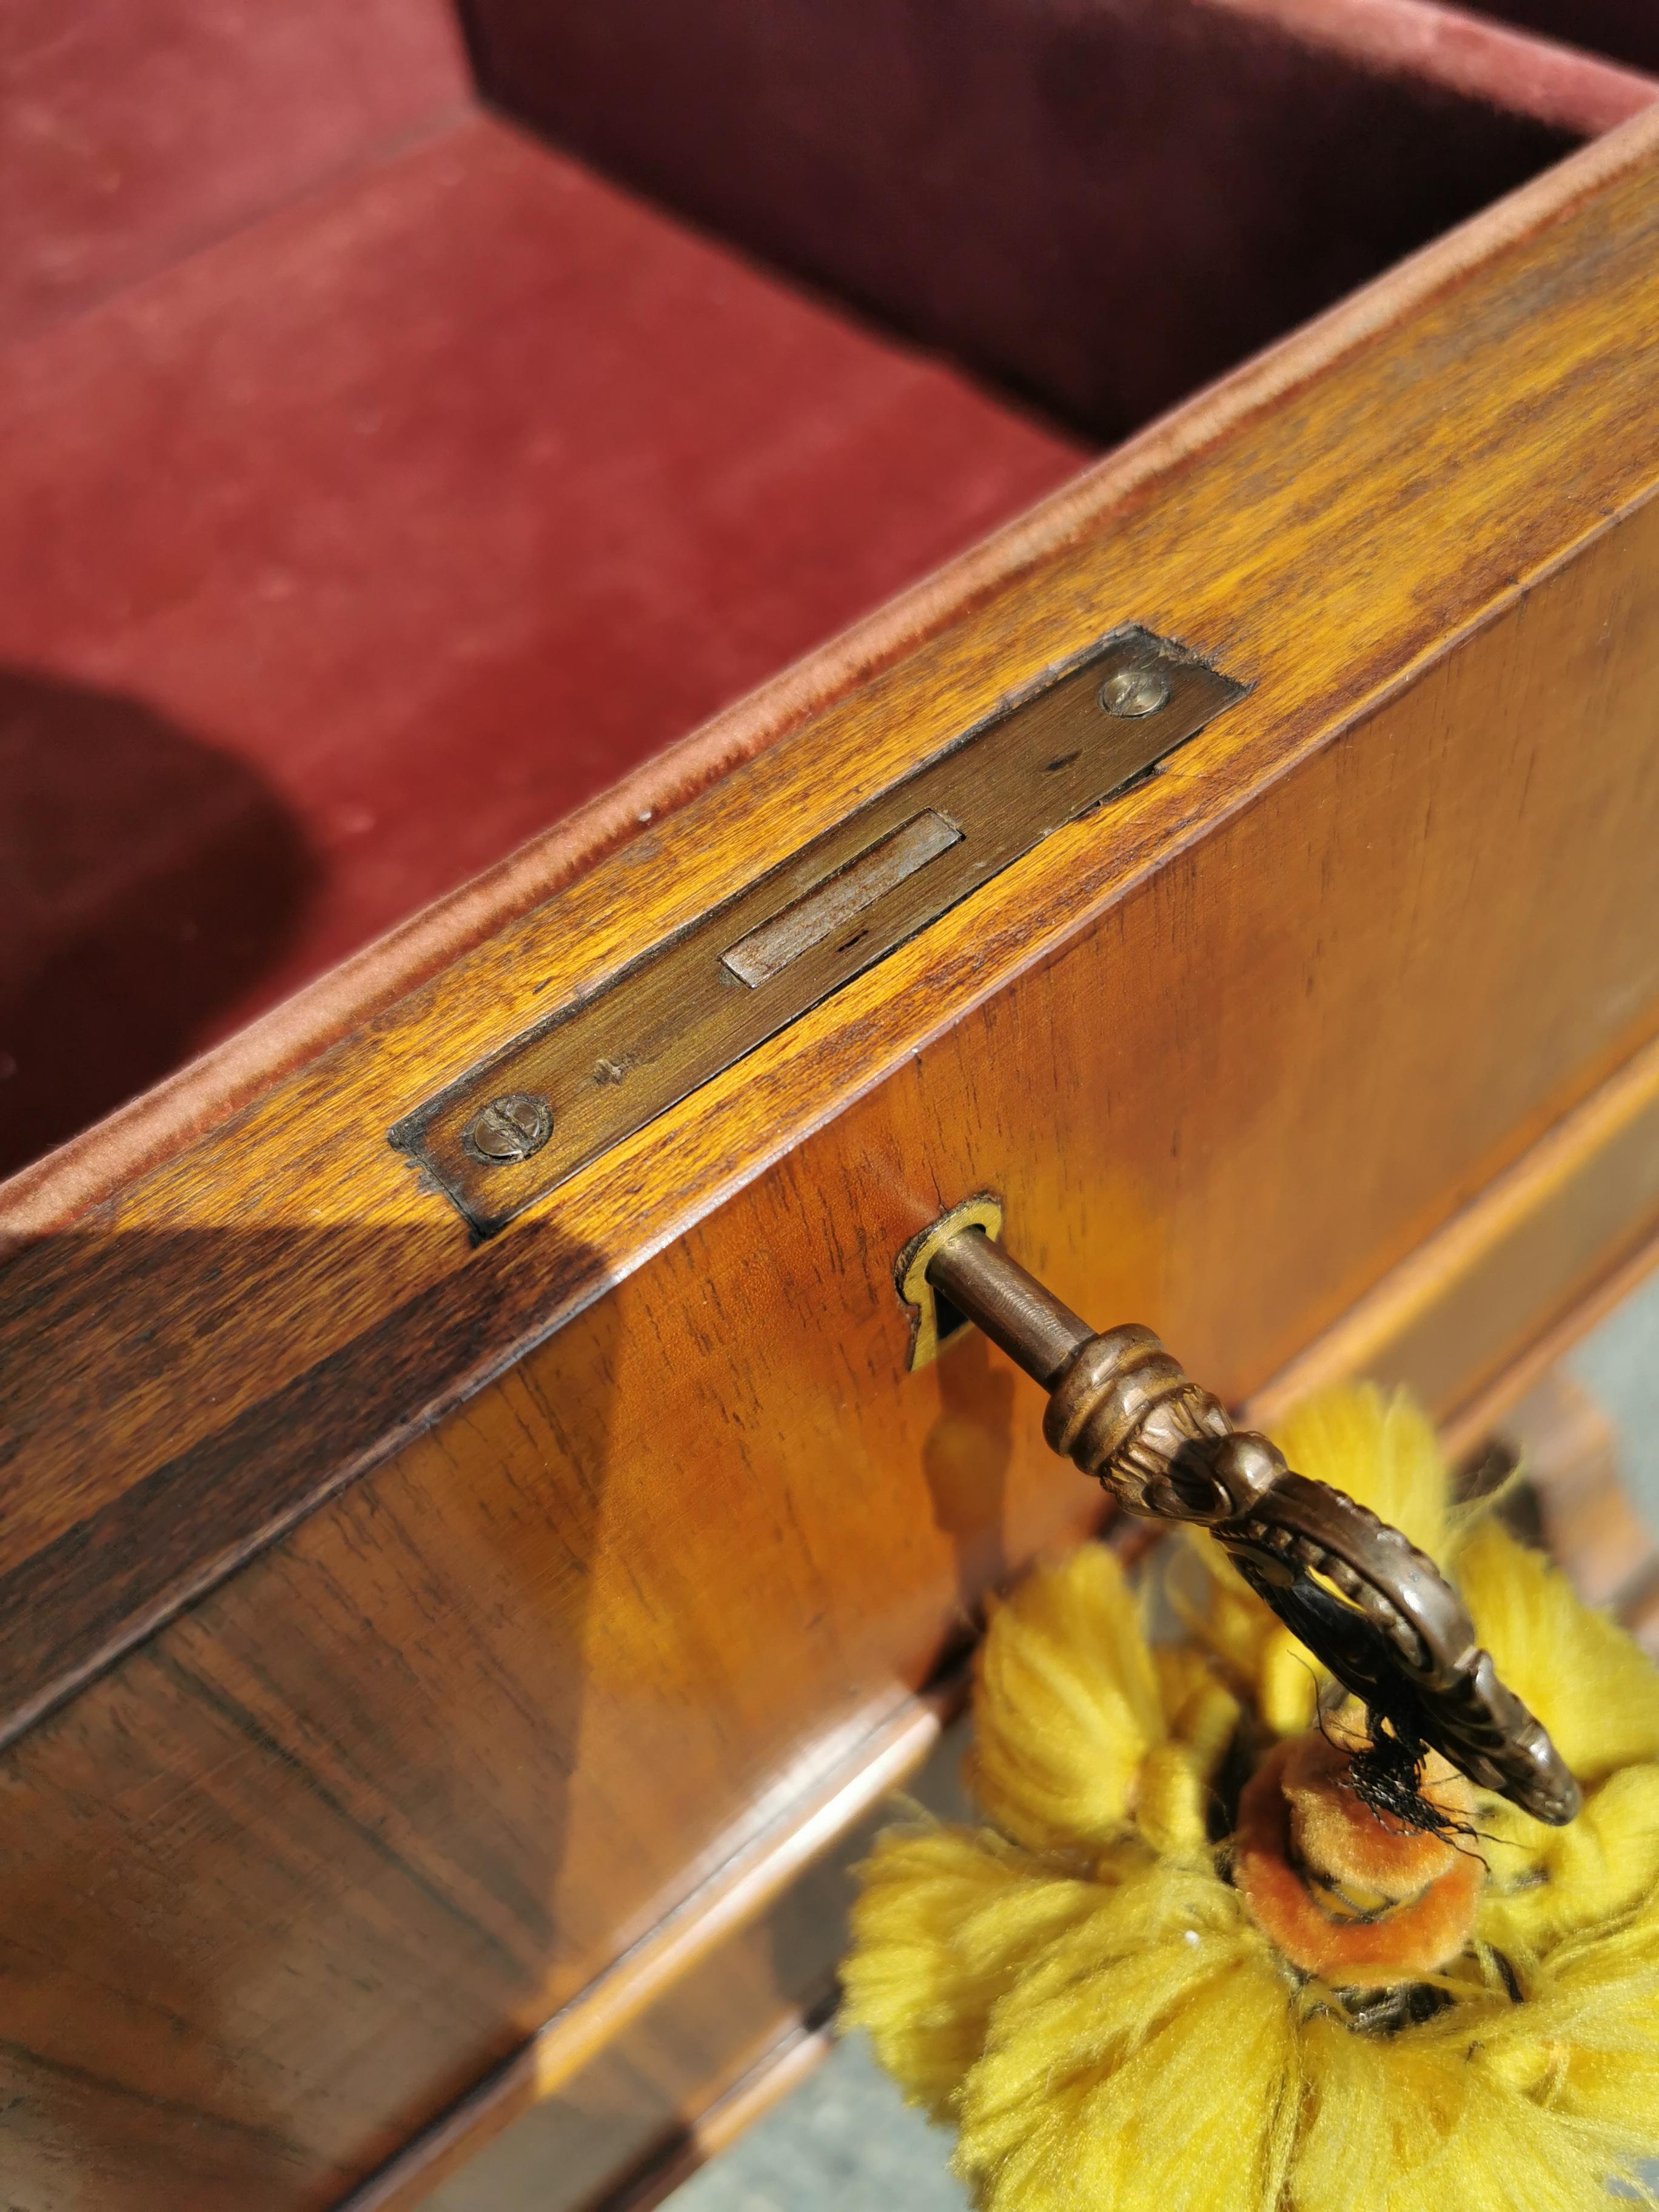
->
1, 0, 1653, 1178
1469, 1, 1659, 69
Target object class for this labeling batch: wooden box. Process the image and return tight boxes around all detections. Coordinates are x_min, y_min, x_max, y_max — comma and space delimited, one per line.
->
4, 5, 1659, 2206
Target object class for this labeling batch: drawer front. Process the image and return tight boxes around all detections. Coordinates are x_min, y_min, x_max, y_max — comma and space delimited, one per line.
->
381, 1716, 974, 2212
4, 122, 1659, 2212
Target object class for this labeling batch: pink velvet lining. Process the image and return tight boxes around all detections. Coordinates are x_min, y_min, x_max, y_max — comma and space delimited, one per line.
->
0, 0, 472, 347
20, 91, 1659, 1238
1217, 0, 1657, 128
1466, 1, 1659, 72
463, 0, 1652, 440
4, 0, 1655, 1188
0, 113, 1083, 1175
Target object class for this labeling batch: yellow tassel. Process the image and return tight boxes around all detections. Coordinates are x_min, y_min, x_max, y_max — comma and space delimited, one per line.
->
1256, 1623, 1321, 1738
1291, 1996, 1652, 2212
1452, 1517, 1659, 1781
1273, 1384, 1450, 1563
953, 1862, 1301, 2212
842, 1818, 1101, 2119
843, 1383, 1659, 2209
967, 1544, 1238, 1857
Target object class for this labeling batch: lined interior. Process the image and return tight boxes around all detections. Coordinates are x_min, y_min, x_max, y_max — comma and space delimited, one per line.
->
1469, 2, 1659, 70
1, 0, 1654, 1178
462, 0, 1647, 438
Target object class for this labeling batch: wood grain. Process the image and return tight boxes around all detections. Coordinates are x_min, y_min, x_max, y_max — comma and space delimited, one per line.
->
7, 92, 1651, 1241
344, 1158, 1659, 2212
592, 2023, 836, 2212
1247, 1030, 1659, 1448
397, 1720, 971, 2212
339, 1676, 964, 2212
374, 1334, 1659, 2212
357, 1321, 1659, 2212
4, 116, 1659, 2212
5, 116, 1659, 1740
407, 1926, 829, 2212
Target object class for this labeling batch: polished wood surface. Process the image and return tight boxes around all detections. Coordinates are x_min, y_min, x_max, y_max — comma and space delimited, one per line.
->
1248, 1030, 1659, 1452
609, 2023, 834, 2212
407, 1720, 970, 2212
341, 1683, 964, 2212
335, 1217, 1659, 2211
4, 115, 1659, 2212
416, 1919, 828, 2212
381, 1355, 1659, 2212
5, 115, 1659, 1734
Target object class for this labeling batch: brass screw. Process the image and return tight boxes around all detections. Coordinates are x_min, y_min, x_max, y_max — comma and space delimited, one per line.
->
1099, 666, 1171, 719
465, 1093, 552, 1164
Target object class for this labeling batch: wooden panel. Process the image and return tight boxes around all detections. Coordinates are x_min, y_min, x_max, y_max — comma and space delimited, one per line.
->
363, 1341, 1659, 2212
1248, 1029, 1659, 1447
394, 1350, 1659, 2212
336, 1684, 966, 2212
607, 2024, 834, 2212
7, 85, 1654, 1244
403, 1721, 969, 2212
5, 118, 1659, 2212
7, 427, 1659, 2208
414, 1906, 828, 2212
7, 116, 1659, 1740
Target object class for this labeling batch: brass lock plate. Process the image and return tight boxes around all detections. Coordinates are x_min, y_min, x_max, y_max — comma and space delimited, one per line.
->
390, 626, 1247, 1233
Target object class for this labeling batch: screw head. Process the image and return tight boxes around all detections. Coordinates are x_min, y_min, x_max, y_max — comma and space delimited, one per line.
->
1098, 666, 1171, 719
465, 1093, 552, 1165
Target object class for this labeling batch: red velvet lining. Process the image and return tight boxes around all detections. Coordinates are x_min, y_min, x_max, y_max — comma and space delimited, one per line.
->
6, 0, 1653, 1182
460, 0, 1643, 441
0, 115, 1084, 1174
1223, 0, 1658, 124
0, 0, 472, 347
1467, 2, 1659, 72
